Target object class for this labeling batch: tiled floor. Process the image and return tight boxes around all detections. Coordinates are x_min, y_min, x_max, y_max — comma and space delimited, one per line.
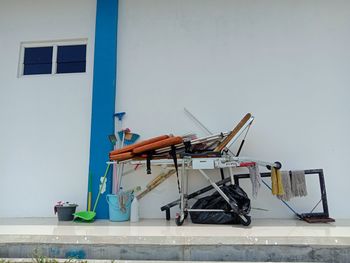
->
0, 218, 348, 246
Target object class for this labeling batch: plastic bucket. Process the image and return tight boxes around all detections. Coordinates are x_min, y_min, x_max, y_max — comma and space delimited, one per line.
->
106, 193, 133, 222
55, 205, 78, 221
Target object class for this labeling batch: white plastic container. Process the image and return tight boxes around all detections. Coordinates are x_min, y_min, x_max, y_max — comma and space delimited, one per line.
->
130, 197, 139, 222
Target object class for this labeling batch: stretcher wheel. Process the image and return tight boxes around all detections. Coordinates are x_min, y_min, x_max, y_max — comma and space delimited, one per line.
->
274, 161, 282, 170
240, 215, 251, 226
175, 214, 185, 226
266, 161, 282, 171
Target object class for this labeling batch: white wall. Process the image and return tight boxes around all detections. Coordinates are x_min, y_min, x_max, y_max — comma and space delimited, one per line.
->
0, 0, 96, 217
117, 0, 350, 219
1, 0, 349, 220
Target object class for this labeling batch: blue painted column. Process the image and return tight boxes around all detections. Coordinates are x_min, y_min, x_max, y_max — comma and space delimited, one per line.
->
89, 0, 118, 219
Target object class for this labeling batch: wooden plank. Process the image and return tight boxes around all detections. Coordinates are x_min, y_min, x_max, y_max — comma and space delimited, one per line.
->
137, 170, 176, 200
214, 113, 252, 152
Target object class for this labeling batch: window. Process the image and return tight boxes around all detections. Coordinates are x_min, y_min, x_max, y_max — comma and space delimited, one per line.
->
23, 47, 53, 75
57, 45, 86, 73
19, 40, 87, 76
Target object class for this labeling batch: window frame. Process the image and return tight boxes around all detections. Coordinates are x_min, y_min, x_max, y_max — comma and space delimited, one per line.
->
18, 39, 88, 77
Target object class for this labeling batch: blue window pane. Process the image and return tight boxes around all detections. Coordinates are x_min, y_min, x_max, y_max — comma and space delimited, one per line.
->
23, 63, 52, 75
57, 62, 86, 74
24, 47, 53, 64
57, 45, 86, 63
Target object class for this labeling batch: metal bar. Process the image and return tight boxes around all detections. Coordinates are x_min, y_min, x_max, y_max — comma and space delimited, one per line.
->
232, 157, 276, 168
165, 209, 170, 220
179, 158, 186, 219
129, 159, 186, 166
309, 199, 322, 213
185, 161, 189, 209
318, 169, 330, 217
160, 177, 231, 211
261, 179, 300, 217
229, 167, 234, 185
198, 169, 231, 205
187, 209, 229, 212
184, 107, 213, 135
191, 132, 228, 143
220, 168, 225, 181
224, 116, 254, 150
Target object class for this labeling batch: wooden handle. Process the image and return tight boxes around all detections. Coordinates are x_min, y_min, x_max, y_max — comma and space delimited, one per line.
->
137, 170, 175, 200
214, 113, 252, 152
133, 136, 183, 154
146, 174, 165, 188
110, 135, 169, 155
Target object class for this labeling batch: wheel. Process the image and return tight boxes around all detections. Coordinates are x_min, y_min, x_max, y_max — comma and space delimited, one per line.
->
266, 161, 282, 170
175, 214, 185, 226
240, 215, 251, 226
274, 161, 282, 170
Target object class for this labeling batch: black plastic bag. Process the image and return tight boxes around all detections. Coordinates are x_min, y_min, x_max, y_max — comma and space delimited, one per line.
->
190, 184, 251, 224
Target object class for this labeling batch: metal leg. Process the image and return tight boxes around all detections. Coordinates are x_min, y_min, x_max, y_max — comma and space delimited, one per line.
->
229, 167, 234, 185
184, 167, 188, 217
176, 159, 186, 226
165, 209, 170, 221
180, 158, 186, 219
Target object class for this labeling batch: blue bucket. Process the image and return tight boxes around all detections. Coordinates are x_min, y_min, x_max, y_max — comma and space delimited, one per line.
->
106, 193, 133, 222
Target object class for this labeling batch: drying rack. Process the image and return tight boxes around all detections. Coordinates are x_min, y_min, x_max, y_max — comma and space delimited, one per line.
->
161, 168, 335, 223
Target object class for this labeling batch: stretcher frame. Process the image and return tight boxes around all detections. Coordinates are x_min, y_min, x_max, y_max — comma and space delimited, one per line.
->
124, 154, 281, 226
109, 113, 282, 226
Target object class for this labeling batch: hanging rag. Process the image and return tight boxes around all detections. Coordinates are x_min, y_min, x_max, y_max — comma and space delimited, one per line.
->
118, 192, 129, 213
271, 167, 284, 196
291, 170, 308, 197
278, 171, 293, 201
248, 164, 261, 198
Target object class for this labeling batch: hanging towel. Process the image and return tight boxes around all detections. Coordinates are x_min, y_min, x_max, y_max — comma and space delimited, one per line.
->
248, 164, 261, 198
271, 167, 278, 195
278, 171, 293, 201
271, 167, 284, 196
291, 170, 308, 197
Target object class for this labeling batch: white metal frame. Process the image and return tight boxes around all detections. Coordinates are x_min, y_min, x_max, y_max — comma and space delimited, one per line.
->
109, 155, 279, 225
107, 113, 280, 225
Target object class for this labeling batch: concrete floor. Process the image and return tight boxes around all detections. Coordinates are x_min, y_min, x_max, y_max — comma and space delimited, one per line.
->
0, 218, 349, 262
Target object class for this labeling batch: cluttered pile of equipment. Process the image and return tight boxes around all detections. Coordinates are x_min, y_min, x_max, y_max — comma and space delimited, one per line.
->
74, 110, 334, 225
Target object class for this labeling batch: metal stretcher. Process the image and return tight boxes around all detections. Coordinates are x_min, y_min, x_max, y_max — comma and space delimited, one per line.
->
109, 113, 282, 226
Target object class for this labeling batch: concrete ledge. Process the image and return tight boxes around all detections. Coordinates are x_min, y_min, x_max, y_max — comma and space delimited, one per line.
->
0, 243, 349, 262
0, 260, 314, 263
0, 218, 348, 246
1, 218, 349, 262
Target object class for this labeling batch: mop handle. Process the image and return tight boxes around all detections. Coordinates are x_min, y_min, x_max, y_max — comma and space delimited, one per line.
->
93, 163, 111, 213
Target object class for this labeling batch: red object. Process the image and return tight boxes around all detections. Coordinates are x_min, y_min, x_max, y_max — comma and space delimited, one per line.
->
132, 137, 183, 154
110, 135, 170, 155
239, 162, 256, 167
109, 152, 134, 161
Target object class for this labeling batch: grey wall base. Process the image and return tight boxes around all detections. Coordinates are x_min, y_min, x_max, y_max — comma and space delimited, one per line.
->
1, 243, 349, 263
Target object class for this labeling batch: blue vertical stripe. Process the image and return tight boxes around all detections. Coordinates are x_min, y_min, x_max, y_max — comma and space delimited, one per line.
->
89, 0, 118, 219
